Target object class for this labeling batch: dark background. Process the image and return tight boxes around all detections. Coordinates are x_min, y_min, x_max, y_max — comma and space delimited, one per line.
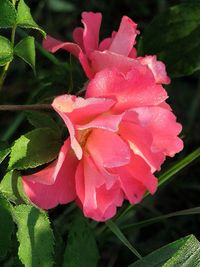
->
0, 1, 200, 266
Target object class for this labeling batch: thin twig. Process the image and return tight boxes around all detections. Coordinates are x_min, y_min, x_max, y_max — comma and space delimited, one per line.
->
0, 104, 52, 111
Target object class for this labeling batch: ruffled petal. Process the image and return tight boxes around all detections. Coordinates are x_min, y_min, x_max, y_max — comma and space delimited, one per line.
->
52, 95, 116, 159
81, 12, 102, 56
86, 67, 168, 112
77, 112, 124, 132
120, 121, 165, 172
138, 56, 170, 84
109, 16, 138, 56
133, 106, 183, 156
22, 139, 78, 209
43, 35, 93, 79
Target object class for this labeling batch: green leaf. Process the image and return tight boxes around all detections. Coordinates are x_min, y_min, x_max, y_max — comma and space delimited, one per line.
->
0, 140, 10, 163
14, 36, 36, 73
0, 193, 14, 260
0, 0, 17, 28
142, 3, 200, 77
13, 205, 54, 267
26, 111, 61, 134
0, 170, 27, 204
48, 0, 76, 12
63, 211, 99, 267
9, 127, 62, 170
129, 235, 200, 267
0, 36, 13, 66
106, 220, 142, 260
16, 0, 46, 37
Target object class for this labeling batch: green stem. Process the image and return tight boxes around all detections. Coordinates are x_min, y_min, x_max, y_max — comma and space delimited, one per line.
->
0, 25, 17, 90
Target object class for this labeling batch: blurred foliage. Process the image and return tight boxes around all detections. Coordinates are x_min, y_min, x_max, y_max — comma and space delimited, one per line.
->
0, 0, 200, 267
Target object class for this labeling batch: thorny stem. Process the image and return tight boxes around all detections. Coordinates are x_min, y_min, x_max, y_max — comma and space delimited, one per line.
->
0, 104, 52, 111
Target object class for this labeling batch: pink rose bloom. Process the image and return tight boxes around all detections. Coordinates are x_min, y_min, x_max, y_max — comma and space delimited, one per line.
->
22, 65, 183, 221
43, 12, 170, 84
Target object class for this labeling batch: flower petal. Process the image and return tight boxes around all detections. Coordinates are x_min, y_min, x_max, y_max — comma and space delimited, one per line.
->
43, 35, 93, 78
138, 56, 170, 84
87, 129, 131, 168
81, 12, 102, 56
52, 95, 116, 159
133, 106, 183, 156
86, 68, 168, 112
22, 139, 78, 209
90, 50, 140, 74
75, 154, 123, 221
72, 27, 84, 51
120, 121, 165, 172
77, 113, 124, 132
109, 16, 138, 56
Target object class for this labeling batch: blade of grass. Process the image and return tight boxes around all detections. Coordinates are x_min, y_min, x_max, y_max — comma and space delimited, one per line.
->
122, 207, 200, 232
106, 220, 142, 260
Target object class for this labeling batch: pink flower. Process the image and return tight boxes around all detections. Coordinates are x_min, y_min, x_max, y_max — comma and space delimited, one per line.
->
43, 12, 170, 84
22, 66, 183, 221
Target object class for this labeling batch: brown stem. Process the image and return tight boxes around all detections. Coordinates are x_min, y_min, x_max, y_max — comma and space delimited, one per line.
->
0, 104, 52, 111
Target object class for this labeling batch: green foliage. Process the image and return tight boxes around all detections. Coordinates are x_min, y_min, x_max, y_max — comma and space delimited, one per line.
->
16, 0, 46, 37
129, 235, 200, 267
0, 0, 17, 28
9, 128, 62, 170
142, 3, 200, 77
0, 140, 10, 163
118, 147, 200, 219
0, 36, 13, 66
48, 0, 76, 12
26, 111, 61, 134
0, 170, 26, 204
13, 205, 54, 267
63, 211, 99, 267
14, 36, 36, 73
0, 193, 14, 260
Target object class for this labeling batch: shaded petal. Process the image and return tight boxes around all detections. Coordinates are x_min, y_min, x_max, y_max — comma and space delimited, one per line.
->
81, 12, 102, 56
109, 16, 138, 56
138, 56, 170, 84
120, 121, 165, 171
43, 35, 93, 79
75, 154, 124, 221
87, 129, 131, 168
117, 167, 146, 204
133, 106, 183, 156
128, 47, 137, 58
86, 68, 168, 112
22, 139, 78, 209
73, 27, 84, 51
112, 153, 157, 204
98, 31, 116, 51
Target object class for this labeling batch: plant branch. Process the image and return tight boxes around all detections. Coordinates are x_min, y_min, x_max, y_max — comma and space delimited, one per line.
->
0, 104, 52, 111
